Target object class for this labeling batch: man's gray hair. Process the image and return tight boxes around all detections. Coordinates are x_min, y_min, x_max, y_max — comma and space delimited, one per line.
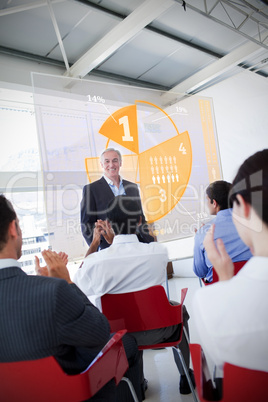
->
100, 148, 122, 163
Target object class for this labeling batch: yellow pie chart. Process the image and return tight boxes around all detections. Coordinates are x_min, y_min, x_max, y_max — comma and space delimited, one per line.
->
85, 100, 192, 223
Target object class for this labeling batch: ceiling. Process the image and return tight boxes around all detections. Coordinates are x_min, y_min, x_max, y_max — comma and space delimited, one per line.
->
0, 0, 268, 101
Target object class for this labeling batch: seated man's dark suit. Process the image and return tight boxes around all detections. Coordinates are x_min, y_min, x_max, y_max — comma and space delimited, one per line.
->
0, 265, 142, 402
81, 177, 153, 249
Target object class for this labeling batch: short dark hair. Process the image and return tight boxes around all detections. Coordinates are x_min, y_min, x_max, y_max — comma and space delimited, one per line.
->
229, 149, 268, 225
0, 194, 17, 251
106, 195, 142, 235
206, 180, 231, 210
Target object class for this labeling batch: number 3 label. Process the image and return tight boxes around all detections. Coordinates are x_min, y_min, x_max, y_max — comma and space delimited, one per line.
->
159, 189, 167, 202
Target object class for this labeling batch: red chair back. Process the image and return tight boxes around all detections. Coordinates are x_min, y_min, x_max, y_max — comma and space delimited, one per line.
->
205, 260, 247, 286
0, 330, 128, 402
190, 343, 268, 401
101, 286, 187, 349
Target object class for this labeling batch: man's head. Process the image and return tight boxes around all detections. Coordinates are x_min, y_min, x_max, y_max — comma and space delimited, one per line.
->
229, 149, 268, 225
0, 194, 22, 259
100, 148, 122, 182
106, 195, 142, 235
206, 180, 231, 215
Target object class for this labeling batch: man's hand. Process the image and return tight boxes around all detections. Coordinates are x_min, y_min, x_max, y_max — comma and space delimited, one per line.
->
83, 220, 115, 260
38, 250, 72, 284
35, 255, 48, 276
58, 251, 68, 266
96, 219, 114, 245
194, 222, 205, 233
35, 251, 68, 277
203, 224, 234, 281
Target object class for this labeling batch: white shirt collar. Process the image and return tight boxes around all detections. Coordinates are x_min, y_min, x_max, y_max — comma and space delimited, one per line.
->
0, 258, 21, 270
113, 234, 139, 244
103, 174, 123, 186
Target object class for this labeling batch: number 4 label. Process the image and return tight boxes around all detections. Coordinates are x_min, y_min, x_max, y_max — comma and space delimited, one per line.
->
179, 142, 187, 154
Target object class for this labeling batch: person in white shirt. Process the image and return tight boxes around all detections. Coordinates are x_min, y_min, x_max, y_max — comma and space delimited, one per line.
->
74, 195, 195, 395
193, 149, 268, 386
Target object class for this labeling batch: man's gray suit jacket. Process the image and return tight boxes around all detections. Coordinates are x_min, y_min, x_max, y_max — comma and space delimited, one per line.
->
0, 266, 110, 374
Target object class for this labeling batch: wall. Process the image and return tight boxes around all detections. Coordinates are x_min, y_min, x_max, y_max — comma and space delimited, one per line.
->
199, 70, 268, 182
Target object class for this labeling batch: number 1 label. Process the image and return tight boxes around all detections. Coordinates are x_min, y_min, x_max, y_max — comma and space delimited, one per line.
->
119, 115, 134, 142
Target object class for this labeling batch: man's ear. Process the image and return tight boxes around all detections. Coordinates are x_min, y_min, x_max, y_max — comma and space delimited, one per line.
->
137, 216, 142, 226
212, 199, 219, 210
236, 194, 250, 218
9, 220, 18, 238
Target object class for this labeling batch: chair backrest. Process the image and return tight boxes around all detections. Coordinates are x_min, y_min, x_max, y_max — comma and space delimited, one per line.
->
190, 343, 268, 402
101, 285, 187, 333
205, 260, 247, 286
0, 329, 128, 402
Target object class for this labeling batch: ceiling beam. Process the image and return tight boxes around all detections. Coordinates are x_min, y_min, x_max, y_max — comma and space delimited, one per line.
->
0, 46, 170, 91
64, 0, 175, 78
175, 0, 268, 51
75, 0, 223, 59
0, 0, 63, 16
162, 40, 262, 104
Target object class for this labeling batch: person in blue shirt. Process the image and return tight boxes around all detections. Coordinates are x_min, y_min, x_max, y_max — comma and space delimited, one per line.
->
193, 180, 252, 282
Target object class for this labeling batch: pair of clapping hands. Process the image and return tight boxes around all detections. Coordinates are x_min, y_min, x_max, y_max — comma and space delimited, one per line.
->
35, 250, 72, 284
93, 219, 115, 246
204, 224, 234, 281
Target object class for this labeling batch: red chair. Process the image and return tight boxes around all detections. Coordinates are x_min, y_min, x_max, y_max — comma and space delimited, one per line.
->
0, 329, 139, 402
190, 343, 268, 401
101, 285, 198, 402
201, 260, 247, 286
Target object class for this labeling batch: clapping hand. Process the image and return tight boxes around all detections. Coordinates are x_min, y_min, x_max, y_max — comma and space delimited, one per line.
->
96, 219, 114, 245
35, 250, 71, 283
203, 224, 234, 281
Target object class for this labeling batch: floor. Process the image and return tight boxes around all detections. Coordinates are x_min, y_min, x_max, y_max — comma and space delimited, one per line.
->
142, 275, 203, 402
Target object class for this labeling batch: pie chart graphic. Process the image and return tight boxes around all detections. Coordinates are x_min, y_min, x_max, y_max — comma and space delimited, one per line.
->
85, 100, 192, 224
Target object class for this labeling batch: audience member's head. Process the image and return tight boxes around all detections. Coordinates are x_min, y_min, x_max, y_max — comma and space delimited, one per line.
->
0, 194, 22, 259
229, 149, 268, 227
106, 195, 142, 235
0, 194, 17, 250
206, 180, 231, 214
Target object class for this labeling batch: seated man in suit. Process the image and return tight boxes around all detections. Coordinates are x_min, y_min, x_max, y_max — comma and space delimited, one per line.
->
75, 195, 195, 396
80, 147, 154, 250
193, 180, 252, 283
0, 194, 142, 402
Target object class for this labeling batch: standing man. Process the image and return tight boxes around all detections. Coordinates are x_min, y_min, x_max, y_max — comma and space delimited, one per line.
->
0, 194, 142, 402
193, 180, 252, 282
81, 147, 154, 249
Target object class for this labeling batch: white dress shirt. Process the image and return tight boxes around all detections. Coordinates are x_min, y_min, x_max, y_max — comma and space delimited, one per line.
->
192, 256, 268, 375
74, 234, 168, 310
